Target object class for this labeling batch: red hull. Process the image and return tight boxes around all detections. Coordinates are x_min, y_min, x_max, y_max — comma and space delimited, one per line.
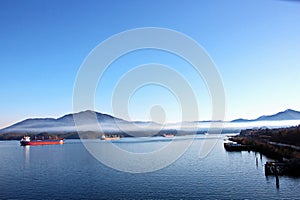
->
20, 140, 64, 146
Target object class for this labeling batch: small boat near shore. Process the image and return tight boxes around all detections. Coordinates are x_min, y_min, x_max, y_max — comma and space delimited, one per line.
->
20, 136, 64, 146
223, 141, 251, 151
101, 134, 120, 141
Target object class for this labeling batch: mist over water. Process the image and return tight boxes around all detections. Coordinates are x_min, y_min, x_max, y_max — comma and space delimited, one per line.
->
2, 119, 300, 134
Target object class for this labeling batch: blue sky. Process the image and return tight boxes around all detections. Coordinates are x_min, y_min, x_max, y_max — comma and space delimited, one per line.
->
1, 0, 300, 128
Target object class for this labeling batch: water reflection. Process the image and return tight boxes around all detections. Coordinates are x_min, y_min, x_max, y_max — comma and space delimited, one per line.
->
24, 145, 30, 167
226, 147, 282, 189
276, 175, 280, 189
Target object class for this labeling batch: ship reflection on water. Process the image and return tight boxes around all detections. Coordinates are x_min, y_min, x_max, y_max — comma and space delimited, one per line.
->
24, 145, 30, 167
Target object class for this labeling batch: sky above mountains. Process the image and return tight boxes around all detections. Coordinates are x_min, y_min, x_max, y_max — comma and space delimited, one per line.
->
1, 0, 300, 128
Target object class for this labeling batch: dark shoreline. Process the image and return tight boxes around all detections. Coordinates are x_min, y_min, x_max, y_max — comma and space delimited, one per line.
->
228, 126, 300, 176
230, 126, 300, 159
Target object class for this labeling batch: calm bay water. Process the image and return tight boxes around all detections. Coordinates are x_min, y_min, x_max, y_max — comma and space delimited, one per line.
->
0, 135, 299, 199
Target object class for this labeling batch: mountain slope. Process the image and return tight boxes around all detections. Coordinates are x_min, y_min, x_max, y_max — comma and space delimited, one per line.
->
256, 109, 300, 121
0, 110, 131, 134
231, 109, 300, 122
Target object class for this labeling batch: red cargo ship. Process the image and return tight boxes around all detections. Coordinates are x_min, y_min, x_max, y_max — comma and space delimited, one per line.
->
20, 136, 64, 146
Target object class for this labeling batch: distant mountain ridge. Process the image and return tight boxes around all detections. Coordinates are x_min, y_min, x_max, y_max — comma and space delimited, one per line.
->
1, 109, 300, 134
0, 110, 133, 134
4, 110, 123, 126
231, 109, 300, 122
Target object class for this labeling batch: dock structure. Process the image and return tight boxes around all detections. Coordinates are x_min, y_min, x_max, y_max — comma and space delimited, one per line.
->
265, 161, 300, 176
264, 162, 286, 175
223, 142, 252, 151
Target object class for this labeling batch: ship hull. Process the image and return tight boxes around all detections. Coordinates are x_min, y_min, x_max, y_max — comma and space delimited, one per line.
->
101, 137, 120, 141
163, 134, 174, 138
20, 140, 64, 146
